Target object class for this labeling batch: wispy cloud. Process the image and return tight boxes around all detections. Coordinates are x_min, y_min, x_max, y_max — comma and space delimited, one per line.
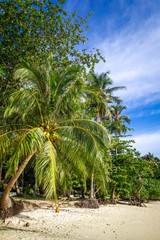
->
131, 131, 160, 157
94, 16, 160, 108
128, 108, 160, 119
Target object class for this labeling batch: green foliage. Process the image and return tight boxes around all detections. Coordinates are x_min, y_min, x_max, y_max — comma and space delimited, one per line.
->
0, 0, 159, 200
0, 0, 104, 100
141, 178, 160, 200
71, 173, 86, 195
0, 60, 110, 201
109, 138, 157, 201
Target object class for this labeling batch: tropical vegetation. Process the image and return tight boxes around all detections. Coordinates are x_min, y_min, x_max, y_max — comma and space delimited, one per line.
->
0, 0, 160, 217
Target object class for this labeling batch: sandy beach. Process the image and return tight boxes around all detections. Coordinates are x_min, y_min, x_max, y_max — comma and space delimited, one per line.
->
0, 201, 160, 240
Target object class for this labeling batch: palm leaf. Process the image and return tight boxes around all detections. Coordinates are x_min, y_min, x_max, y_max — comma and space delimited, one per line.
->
4, 90, 44, 123
5, 127, 45, 177
56, 124, 109, 162
35, 140, 57, 200
59, 119, 110, 143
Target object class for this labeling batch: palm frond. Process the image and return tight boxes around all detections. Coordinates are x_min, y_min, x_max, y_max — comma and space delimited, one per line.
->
59, 119, 110, 143
121, 115, 131, 124
4, 90, 44, 124
14, 61, 47, 97
106, 86, 126, 94
0, 128, 30, 158
35, 140, 57, 200
6, 127, 45, 178
56, 124, 109, 162
0, 107, 6, 122
50, 79, 84, 120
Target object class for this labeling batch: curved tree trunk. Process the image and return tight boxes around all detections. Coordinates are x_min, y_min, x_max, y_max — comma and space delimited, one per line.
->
0, 151, 36, 209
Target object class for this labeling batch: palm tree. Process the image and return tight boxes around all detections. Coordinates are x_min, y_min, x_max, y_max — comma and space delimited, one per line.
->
110, 104, 130, 135
86, 72, 125, 198
0, 59, 110, 210
141, 152, 155, 162
109, 104, 130, 201
87, 72, 125, 122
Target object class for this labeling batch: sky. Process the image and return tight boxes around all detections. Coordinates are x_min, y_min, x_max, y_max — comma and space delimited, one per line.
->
63, 0, 160, 157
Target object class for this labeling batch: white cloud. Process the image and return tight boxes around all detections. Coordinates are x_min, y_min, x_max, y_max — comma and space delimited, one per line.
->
150, 109, 160, 115
94, 16, 160, 108
131, 131, 160, 158
128, 107, 160, 119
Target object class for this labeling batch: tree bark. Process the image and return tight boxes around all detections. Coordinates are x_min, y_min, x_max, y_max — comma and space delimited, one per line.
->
34, 175, 39, 196
111, 186, 116, 200
90, 173, 94, 199
138, 175, 143, 197
110, 184, 116, 203
15, 161, 22, 196
90, 115, 99, 199
0, 161, 3, 183
115, 146, 117, 156
15, 180, 22, 196
0, 151, 36, 209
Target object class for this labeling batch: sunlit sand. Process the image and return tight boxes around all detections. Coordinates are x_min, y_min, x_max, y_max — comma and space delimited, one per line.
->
0, 201, 160, 240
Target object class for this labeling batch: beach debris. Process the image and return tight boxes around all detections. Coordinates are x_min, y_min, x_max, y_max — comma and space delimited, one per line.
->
25, 222, 30, 227
0, 220, 5, 226
98, 198, 117, 205
74, 198, 99, 208
117, 200, 146, 207
56, 204, 61, 213
6, 221, 13, 227
0, 199, 24, 220
23, 201, 40, 211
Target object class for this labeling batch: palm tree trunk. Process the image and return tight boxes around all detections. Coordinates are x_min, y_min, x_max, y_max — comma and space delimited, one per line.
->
15, 180, 22, 196
115, 146, 117, 156
22, 171, 24, 193
34, 174, 39, 196
15, 160, 22, 196
0, 151, 35, 209
111, 186, 116, 200
90, 113, 99, 199
0, 160, 3, 183
90, 173, 94, 199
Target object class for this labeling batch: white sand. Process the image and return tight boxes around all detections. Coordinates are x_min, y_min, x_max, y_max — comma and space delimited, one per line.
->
0, 201, 160, 240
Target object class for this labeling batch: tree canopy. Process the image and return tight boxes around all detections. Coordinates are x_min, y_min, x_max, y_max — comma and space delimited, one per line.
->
0, 0, 104, 76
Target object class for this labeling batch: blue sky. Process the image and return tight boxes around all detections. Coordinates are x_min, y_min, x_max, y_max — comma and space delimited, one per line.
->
63, 0, 160, 157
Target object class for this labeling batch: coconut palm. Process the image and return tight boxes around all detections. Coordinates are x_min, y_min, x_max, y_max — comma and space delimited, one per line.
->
141, 152, 155, 162
0, 59, 110, 210
109, 104, 130, 158
86, 72, 125, 198
87, 72, 125, 122
110, 104, 130, 135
